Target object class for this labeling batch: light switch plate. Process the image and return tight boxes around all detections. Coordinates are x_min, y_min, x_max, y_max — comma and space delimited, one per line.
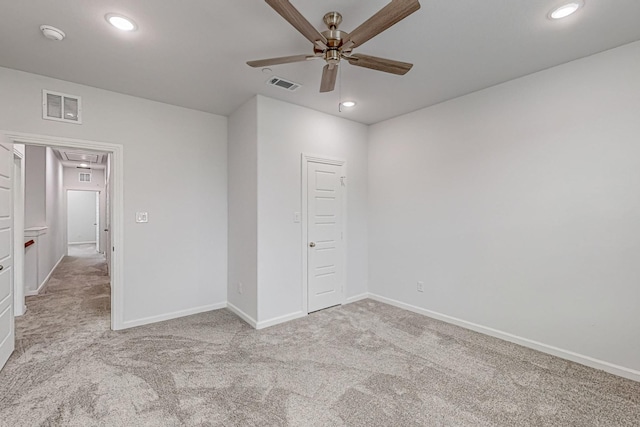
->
293, 212, 301, 223
135, 212, 148, 223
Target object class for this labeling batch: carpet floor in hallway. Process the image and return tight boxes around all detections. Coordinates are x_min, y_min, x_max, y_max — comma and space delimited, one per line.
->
0, 247, 639, 426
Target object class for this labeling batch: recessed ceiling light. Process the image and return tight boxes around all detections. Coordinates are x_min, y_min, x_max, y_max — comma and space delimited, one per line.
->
341, 101, 356, 108
80, 163, 88, 167
549, 1, 584, 20
105, 14, 137, 31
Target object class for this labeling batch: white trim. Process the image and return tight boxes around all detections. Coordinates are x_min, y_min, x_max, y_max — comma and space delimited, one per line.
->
344, 293, 369, 304
301, 153, 347, 315
68, 241, 97, 245
1, 130, 125, 330
256, 311, 306, 330
226, 302, 258, 328
12, 148, 25, 316
121, 302, 227, 329
368, 293, 640, 382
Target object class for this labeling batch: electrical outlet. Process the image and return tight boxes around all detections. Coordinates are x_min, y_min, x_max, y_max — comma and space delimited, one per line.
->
417, 281, 424, 292
238, 282, 243, 294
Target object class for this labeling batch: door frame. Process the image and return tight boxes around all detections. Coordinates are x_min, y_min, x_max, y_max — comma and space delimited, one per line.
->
12, 148, 25, 316
301, 153, 347, 315
1, 130, 125, 331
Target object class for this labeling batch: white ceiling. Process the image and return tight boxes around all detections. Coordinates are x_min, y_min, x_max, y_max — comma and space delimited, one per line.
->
1, 0, 639, 124
53, 147, 108, 169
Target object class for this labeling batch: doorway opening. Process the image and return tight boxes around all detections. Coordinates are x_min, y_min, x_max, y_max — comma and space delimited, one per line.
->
2, 131, 123, 331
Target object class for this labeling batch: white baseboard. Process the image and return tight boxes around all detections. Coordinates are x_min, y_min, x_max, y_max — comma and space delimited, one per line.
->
226, 302, 257, 328
256, 311, 306, 330
368, 293, 640, 383
345, 292, 369, 304
26, 254, 65, 296
68, 241, 96, 245
121, 302, 227, 329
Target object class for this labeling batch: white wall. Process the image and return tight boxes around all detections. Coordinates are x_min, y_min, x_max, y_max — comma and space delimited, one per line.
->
368, 41, 640, 375
63, 167, 106, 253
67, 190, 97, 244
24, 145, 45, 228
44, 147, 65, 276
24, 145, 66, 292
227, 97, 258, 321
0, 66, 227, 326
256, 96, 369, 324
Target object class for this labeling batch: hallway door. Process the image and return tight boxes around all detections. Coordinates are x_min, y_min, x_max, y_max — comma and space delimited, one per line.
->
0, 138, 15, 371
67, 190, 98, 251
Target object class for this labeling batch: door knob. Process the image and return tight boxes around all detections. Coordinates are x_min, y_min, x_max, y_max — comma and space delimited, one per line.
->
309, 242, 316, 248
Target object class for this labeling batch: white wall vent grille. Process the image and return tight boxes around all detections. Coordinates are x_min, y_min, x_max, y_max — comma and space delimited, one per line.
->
43, 89, 82, 124
266, 76, 301, 91
79, 172, 92, 182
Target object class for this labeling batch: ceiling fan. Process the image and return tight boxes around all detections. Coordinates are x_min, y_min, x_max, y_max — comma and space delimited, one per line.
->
247, 0, 421, 93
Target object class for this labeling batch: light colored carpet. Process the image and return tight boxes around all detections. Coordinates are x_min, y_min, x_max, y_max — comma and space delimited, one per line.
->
0, 248, 638, 426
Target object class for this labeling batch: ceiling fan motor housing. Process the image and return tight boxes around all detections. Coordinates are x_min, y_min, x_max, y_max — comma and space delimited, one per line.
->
323, 11, 342, 29
248, 1, 420, 92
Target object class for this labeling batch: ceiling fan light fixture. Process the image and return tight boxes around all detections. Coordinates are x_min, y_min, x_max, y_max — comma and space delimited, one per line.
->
548, 1, 584, 20
341, 101, 356, 108
106, 13, 137, 31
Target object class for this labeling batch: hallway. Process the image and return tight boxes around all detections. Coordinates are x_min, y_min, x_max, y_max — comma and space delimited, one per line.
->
18, 244, 110, 342
0, 244, 111, 424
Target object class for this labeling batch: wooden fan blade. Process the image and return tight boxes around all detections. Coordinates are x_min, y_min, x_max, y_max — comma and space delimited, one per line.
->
344, 0, 420, 49
346, 54, 413, 75
265, 0, 328, 46
320, 64, 338, 93
247, 54, 317, 67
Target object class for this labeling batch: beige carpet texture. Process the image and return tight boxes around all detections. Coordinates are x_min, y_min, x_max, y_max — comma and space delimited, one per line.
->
0, 245, 639, 426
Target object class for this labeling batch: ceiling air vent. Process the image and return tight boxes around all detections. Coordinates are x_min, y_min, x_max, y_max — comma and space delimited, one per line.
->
266, 76, 301, 92
79, 172, 92, 182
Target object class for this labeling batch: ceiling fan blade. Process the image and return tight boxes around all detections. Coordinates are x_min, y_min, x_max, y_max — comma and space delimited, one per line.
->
247, 54, 317, 68
265, 0, 328, 46
343, 0, 420, 49
346, 54, 413, 75
320, 64, 338, 93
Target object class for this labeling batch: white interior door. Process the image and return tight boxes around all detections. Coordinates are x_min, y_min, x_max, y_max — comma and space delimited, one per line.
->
307, 160, 344, 313
67, 190, 98, 248
0, 138, 15, 371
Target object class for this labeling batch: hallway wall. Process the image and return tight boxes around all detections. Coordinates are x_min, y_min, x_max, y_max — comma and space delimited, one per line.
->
24, 146, 65, 293
24, 146, 45, 228
44, 147, 65, 280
